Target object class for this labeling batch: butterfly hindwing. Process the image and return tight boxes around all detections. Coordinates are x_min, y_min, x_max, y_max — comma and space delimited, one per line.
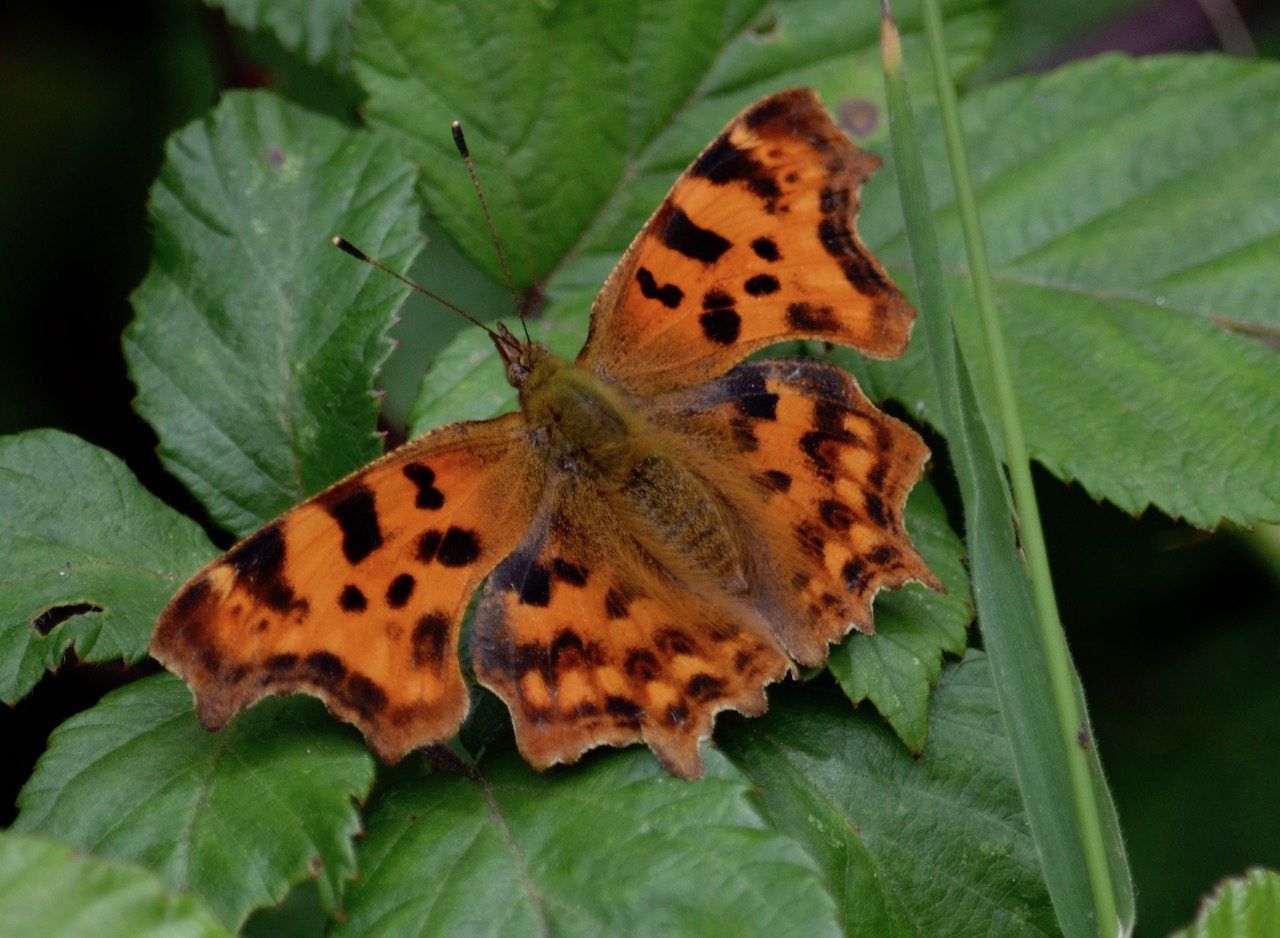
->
648, 358, 941, 667
471, 473, 791, 780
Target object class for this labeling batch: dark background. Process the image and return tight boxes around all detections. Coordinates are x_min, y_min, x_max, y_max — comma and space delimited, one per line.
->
2, 2, 1278, 935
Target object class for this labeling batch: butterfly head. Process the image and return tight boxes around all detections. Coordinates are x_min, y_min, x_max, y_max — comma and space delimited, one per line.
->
492, 321, 558, 393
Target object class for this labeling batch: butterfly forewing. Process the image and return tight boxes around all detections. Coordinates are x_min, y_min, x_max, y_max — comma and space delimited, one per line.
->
579, 88, 915, 395
151, 415, 543, 761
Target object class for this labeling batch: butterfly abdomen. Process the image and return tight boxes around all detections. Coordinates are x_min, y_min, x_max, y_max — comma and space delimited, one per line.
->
616, 451, 745, 592
521, 353, 746, 591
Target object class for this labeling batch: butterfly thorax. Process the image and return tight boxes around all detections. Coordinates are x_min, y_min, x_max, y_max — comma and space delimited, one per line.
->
511, 340, 748, 593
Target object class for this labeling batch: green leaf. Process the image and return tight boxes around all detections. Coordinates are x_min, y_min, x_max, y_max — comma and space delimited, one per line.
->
12, 674, 376, 931
0, 831, 230, 938
338, 748, 840, 938
0, 430, 215, 704
868, 53, 1280, 528
124, 90, 421, 539
350, 0, 995, 291
1171, 869, 1280, 938
827, 478, 971, 752
719, 654, 1058, 936
209, 0, 356, 68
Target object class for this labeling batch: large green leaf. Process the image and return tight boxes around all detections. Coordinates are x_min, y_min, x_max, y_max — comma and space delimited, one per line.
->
0, 832, 230, 938
720, 655, 1059, 937
12, 675, 375, 930
124, 90, 421, 539
866, 53, 1280, 528
339, 749, 840, 938
351, 0, 995, 291
0, 430, 215, 704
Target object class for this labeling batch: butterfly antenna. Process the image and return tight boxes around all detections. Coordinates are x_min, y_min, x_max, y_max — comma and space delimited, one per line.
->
331, 237, 498, 338
451, 121, 531, 344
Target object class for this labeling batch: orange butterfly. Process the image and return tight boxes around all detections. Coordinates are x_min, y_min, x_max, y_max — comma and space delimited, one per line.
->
151, 88, 939, 780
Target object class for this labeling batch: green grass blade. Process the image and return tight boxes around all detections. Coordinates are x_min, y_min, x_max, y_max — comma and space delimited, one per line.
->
880, 3, 1135, 934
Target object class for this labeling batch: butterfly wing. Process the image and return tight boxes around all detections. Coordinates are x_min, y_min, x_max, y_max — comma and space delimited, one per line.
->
151, 415, 544, 762
470, 472, 791, 780
577, 88, 914, 394
648, 357, 942, 667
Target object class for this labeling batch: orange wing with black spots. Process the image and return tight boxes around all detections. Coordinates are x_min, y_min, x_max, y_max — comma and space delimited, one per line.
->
151, 416, 542, 762
471, 471, 792, 780
579, 88, 914, 394
152, 87, 940, 780
646, 357, 941, 668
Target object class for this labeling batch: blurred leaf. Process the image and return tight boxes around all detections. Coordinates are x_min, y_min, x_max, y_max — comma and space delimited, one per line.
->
867, 53, 1280, 528
12, 675, 375, 930
719, 654, 1058, 937
0, 831, 230, 938
338, 747, 840, 938
209, 0, 356, 68
1170, 868, 1280, 938
124, 90, 421, 539
0, 430, 215, 704
969, 0, 1139, 81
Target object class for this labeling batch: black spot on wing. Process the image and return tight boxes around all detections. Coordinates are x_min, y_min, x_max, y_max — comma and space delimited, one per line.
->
224, 527, 307, 614
344, 674, 388, 720
865, 492, 888, 527
605, 695, 644, 721
636, 267, 684, 309
818, 187, 891, 295
744, 274, 780, 297
439, 528, 482, 566
339, 585, 367, 612
325, 487, 383, 564
686, 674, 726, 702
625, 648, 661, 681
518, 562, 552, 607
417, 527, 481, 567
795, 521, 827, 561
743, 95, 787, 128
786, 301, 839, 333
868, 459, 888, 491
868, 544, 900, 567
304, 652, 346, 686
757, 469, 792, 494
386, 573, 416, 609
655, 628, 696, 657
604, 587, 631, 620
819, 498, 856, 531
227, 524, 286, 583
700, 307, 741, 345
403, 463, 445, 510
551, 558, 589, 587
550, 629, 600, 670
751, 237, 780, 261
264, 653, 299, 674
660, 207, 731, 264
736, 388, 778, 421
411, 612, 450, 668
689, 134, 781, 206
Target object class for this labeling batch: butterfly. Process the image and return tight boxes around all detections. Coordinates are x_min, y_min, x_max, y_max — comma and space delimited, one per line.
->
150, 88, 940, 780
